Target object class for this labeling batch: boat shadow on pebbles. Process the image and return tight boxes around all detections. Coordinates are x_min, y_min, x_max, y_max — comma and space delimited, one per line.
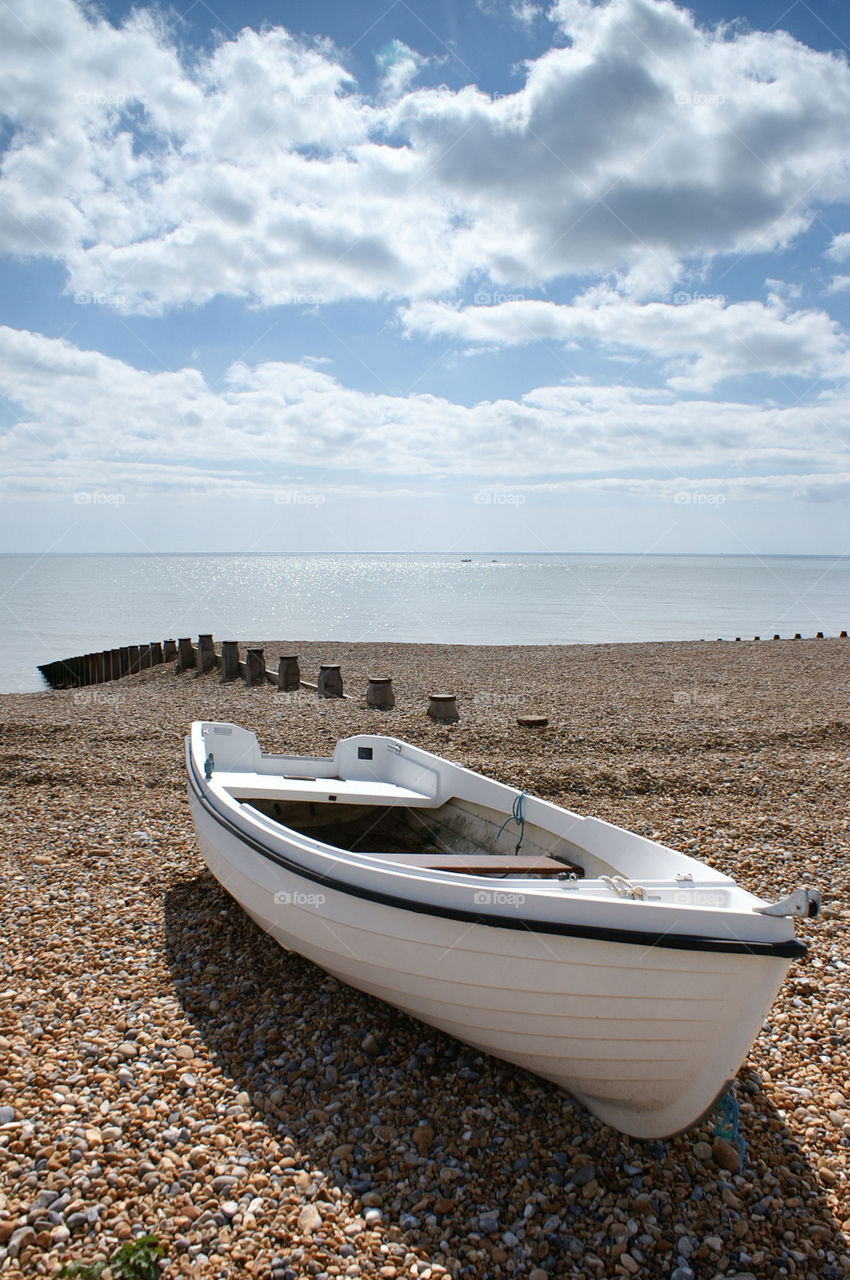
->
163, 873, 847, 1279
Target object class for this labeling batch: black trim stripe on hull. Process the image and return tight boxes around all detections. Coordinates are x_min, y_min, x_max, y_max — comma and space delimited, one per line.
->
186, 750, 806, 960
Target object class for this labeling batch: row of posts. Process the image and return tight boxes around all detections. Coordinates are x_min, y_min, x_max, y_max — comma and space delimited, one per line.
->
39, 635, 463, 721
720, 631, 847, 641
38, 640, 176, 689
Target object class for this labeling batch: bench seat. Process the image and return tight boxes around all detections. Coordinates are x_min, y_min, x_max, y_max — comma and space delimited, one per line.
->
357, 853, 576, 876
216, 772, 439, 806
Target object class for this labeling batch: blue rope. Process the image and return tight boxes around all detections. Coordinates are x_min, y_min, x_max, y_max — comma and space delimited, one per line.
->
714, 1088, 745, 1172
497, 790, 527, 855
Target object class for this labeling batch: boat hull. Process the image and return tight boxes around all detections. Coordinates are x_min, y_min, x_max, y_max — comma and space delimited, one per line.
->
188, 783, 791, 1138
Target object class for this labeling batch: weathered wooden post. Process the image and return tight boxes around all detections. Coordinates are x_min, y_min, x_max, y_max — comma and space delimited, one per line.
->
139, 643, 152, 670
197, 633, 217, 674
245, 648, 266, 686
110, 649, 121, 681
367, 676, 395, 709
163, 639, 178, 661
220, 640, 240, 682
427, 693, 459, 723
317, 664, 343, 698
278, 655, 301, 692
119, 647, 130, 677
177, 638, 196, 671
127, 644, 139, 674
150, 641, 163, 666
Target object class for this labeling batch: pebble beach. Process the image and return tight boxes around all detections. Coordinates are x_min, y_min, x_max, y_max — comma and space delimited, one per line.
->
1, 637, 848, 1280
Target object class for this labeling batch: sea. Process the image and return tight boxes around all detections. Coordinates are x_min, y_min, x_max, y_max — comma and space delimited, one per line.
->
0, 552, 847, 693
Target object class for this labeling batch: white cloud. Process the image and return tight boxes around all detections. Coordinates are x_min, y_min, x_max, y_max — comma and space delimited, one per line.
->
1, 326, 848, 502
401, 292, 849, 390
375, 40, 428, 98
2, 0, 850, 312
826, 231, 850, 261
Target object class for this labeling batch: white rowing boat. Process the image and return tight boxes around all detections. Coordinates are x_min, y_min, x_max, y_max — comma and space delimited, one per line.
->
185, 721, 818, 1138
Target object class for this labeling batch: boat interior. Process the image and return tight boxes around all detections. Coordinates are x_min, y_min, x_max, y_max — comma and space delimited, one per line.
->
242, 794, 586, 878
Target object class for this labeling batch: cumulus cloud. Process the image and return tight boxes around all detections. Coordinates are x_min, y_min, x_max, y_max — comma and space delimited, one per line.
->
2, 0, 850, 311
401, 292, 849, 390
1, 326, 848, 502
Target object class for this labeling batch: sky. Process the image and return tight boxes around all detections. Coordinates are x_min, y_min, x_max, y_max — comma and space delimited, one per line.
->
1, 0, 850, 555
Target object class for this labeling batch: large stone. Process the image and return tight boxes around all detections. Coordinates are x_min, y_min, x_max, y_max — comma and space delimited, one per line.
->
297, 1204, 322, 1234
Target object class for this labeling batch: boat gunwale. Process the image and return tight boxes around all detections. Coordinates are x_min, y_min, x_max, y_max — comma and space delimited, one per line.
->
186, 742, 807, 961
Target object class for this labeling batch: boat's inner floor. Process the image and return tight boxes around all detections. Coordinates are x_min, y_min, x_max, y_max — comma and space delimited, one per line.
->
242, 797, 584, 877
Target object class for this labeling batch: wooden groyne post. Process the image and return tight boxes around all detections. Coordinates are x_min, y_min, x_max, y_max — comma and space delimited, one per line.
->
244, 648, 266, 686
367, 676, 395, 709
197, 633, 217, 675
317, 664, 344, 698
278, 655, 301, 692
220, 640, 240, 682
177, 638, 196, 671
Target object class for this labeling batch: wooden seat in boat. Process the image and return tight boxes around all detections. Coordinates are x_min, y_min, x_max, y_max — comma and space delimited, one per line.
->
360, 853, 576, 876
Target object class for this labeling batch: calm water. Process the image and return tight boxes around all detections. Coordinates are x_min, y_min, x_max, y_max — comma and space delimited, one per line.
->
0, 553, 847, 692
